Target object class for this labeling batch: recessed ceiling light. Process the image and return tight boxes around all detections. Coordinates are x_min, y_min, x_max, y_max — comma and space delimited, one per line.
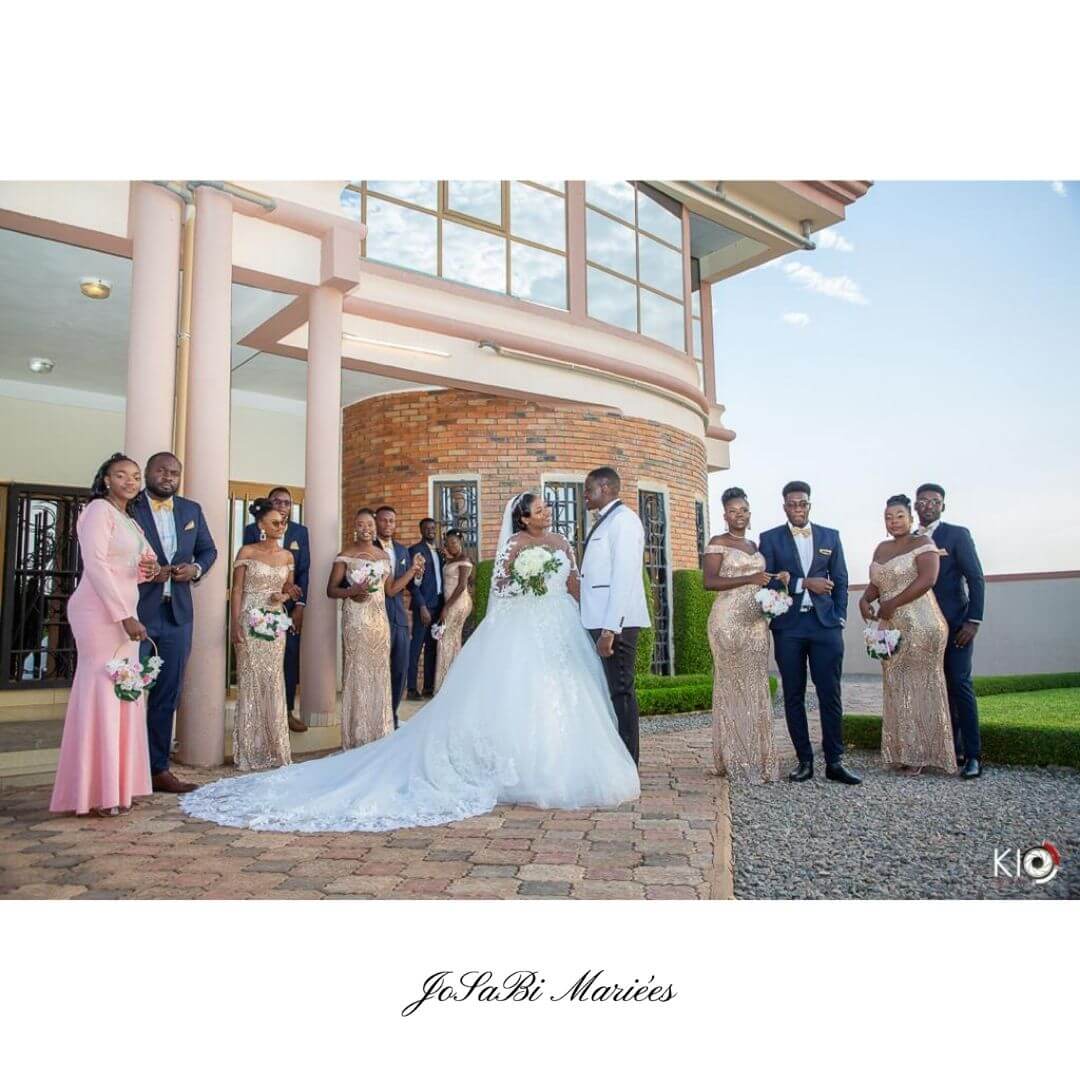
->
29, 357, 55, 374
80, 276, 112, 299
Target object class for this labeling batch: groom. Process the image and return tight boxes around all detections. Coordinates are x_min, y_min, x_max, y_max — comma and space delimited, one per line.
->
580, 466, 650, 765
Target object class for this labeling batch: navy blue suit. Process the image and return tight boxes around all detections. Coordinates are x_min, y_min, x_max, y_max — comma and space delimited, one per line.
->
407, 541, 444, 694
134, 495, 218, 774
928, 522, 985, 759
377, 538, 412, 726
243, 520, 310, 714
759, 523, 849, 765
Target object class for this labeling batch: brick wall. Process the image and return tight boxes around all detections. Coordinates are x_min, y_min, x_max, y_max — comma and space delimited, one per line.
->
341, 390, 708, 568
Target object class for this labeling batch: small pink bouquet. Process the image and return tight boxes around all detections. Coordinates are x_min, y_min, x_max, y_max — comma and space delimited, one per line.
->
755, 586, 793, 621
864, 624, 902, 661
106, 642, 163, 701
347, 561, 389, 593
430, 622, 446, 641
245, 608, 292, 641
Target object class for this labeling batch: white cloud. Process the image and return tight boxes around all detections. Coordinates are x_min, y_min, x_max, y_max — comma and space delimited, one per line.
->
782, 261, 869, 305
816, 228, 855, 253
782, 312, 810, 327
1051, 180, 1067, 197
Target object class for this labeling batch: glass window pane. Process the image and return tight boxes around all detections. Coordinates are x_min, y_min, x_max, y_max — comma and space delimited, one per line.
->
585, 181, 636, 223
586, 209, 636, 278
691, 289, 701, 317
442, 220, 506, 293
587, 267, 637, 332
365, 181, 437, 209
340, 186, 362, 220
528, 180, 565, 192
640, 288, 685, 350
510, 182, 566, 251
511, 243, 567, 309
638, 233, 684, 298
692, 318, 703, 360
447, 181, 503, 226
365, 197, 438, 275
637, 187, 682, 247
696, 361, 706, 393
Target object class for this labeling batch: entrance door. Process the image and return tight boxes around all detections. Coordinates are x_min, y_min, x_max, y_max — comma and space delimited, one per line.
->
638, 488, 672, 675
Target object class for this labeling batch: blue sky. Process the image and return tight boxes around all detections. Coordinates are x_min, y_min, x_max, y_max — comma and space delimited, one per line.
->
707, 181, 1079, 577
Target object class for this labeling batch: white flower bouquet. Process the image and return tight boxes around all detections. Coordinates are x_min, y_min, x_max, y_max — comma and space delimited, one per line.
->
864, 624, 902, 661
245, 608, 292, 641
430, 622, 446, 641
106, 642, 164, 702
755, 586, 793, 621
347, 561, 389, 593
509, 546, 563, 597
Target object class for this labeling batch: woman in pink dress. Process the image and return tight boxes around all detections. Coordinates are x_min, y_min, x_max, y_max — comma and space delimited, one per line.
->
50, 454, 159, 816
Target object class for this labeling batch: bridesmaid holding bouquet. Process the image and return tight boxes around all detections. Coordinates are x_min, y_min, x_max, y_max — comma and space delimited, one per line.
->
50, 454, 160, 816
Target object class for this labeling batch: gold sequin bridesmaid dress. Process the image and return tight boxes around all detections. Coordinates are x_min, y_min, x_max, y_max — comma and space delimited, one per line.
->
336, 555, 393, 750
433, 559, 473, 693
870, 540, 957, 773
232, 559, 292, 771
704, 544, 778, 783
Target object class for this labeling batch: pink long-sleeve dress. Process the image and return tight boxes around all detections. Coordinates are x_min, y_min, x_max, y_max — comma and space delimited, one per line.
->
50, 499, 154, 814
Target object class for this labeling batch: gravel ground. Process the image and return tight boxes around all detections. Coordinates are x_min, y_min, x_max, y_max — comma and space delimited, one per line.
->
728, 749, 1079, 899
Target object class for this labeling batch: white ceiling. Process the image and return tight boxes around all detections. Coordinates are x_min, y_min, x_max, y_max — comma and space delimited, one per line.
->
0, 227, 428, 407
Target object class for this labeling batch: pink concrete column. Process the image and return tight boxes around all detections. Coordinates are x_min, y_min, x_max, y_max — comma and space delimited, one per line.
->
176, 186, 232, 766
566, 181, 587, 317
124, 183, 181, 467
301, 285, 344, 727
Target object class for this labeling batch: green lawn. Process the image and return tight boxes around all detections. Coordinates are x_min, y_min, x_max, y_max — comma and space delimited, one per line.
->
844, 687, 1080, 769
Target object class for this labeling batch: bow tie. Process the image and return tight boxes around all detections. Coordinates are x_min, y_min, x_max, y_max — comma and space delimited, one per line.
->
789, 526, 811, 538
149, 497, 174, 513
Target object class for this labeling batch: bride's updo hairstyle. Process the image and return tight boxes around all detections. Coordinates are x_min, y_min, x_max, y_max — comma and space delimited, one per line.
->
885, 494, 912, 512
511, 492, 539, 532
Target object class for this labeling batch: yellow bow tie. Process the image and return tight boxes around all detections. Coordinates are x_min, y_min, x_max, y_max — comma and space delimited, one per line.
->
789, 526, 811, 538
149, 497, 174, 513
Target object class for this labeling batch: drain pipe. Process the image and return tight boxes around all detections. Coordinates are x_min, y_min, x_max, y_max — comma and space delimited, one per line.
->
683, 181, 816, 251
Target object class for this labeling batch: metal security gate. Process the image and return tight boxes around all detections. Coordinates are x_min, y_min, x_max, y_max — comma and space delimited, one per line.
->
0, 484, 89, 689
433, 480, 479, 561
544, 480, 586, 566
638, 489, 671, 675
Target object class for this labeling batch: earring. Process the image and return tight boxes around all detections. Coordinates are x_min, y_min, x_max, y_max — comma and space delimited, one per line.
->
259, 529, 266, 541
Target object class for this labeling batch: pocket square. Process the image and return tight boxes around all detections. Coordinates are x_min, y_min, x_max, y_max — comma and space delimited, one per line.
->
289, 541, 300, 550
184, 520, 195, 531
818, 548, 832, 556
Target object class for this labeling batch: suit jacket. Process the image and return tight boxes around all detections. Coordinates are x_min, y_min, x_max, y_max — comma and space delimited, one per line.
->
377, 538, 411, 630
242, 520, 310, 606
134, 494, 218, 627
579, 501, 651, 632
407, 541, 444, 613
928, 522, 985, 629
758, 522, 848, 631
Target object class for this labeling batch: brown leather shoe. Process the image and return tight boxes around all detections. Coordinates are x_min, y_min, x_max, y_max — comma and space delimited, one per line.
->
288, 713, 308, 733
152, 770, 198, 794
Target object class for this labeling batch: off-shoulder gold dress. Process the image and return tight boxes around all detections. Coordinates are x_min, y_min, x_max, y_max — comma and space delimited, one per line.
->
870, 541, 957, 773
705, 544, 779, 783
434, 559, 473, 693
233, 559, 292, 771
337, 555, 394, 750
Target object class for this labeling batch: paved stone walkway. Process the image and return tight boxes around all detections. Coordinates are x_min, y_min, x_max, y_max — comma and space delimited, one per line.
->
0, 728, 729, 901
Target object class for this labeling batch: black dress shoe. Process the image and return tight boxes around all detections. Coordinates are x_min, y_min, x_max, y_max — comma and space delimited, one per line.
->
960, 757, 982, 779
788, 761, 814, 782
825, 762, 862, 785
406, 690, 423, 702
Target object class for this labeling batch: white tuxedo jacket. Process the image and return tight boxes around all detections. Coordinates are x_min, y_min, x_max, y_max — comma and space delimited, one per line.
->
579, 502, 651, 632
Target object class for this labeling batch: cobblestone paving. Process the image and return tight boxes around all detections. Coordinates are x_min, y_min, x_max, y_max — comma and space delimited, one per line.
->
0, 728, 727, 901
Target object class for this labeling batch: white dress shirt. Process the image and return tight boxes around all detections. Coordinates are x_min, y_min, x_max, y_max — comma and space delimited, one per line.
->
426, 542, 442, 594
919, 519, 941, 538
152, 503, 178, 597
791, 526, 813, 611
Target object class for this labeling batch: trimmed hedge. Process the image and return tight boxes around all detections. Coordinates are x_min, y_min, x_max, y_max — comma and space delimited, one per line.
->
473, 559, 494, 622
635, 568, 657, 676
972, 672, 1080, 697
843, 687, 1080, 769
672, 569, 716, 675
636, 674, 777, 716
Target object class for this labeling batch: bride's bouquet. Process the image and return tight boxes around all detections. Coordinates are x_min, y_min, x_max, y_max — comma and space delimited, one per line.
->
864, 624, 902, 661
754, 585, 793, 621
509, 546, 563, 597
246, 608, 292, 641
347, 561, 389, 593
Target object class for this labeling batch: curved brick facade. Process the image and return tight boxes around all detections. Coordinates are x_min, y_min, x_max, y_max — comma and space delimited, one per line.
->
341, 389, 708, 569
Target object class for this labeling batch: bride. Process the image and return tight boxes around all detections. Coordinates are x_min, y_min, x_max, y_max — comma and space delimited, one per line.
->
181, 493, 640, 832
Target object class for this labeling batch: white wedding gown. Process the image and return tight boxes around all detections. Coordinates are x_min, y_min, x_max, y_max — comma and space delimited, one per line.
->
180, 546, 640, 832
